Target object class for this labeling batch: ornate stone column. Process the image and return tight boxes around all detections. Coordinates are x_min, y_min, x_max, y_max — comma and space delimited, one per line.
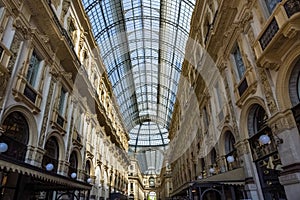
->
269, 110, 300, 200
78, 169, 85, 182
100, 179, 105, 199
28, 147, 45, 167
58, 160, 69, 176
0, 69, 9, 113
218, 155, 227, 173
235, 139, 262, 199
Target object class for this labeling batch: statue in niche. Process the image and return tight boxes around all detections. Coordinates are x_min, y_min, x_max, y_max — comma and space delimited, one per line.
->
60, 0, 71, 23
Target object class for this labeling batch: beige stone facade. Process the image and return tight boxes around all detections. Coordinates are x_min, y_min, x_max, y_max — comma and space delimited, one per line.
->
0, 0, 129, 199
0, 0, 300, 200
160, 0, 300, 200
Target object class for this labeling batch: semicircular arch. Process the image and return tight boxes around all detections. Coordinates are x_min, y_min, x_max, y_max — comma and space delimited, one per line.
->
218, 126, 236, 156
45, 132, 66, 161
275, 46, 300, 110
239, 97, 267, 140
1, 105, 38, 147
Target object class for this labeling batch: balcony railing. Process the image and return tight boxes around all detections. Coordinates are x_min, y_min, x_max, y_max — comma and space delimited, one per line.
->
255, 0, 300, 60
259, 18, 279, 50
284, 0, 300, 17
23, 84, 37, 103
249, 127, 278, 161
225, 150, 239, 171
237, 77, 249, 97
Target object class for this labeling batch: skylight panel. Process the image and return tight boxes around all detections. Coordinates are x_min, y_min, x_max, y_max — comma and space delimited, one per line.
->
82, 0, 195, 153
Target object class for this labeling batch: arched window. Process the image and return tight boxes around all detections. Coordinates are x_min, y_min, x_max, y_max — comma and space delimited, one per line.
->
210, 148, 217, 165
224, 131, 238, 170
290, 59, 300, 130
289, 59, 300, 106
42, 137, 59, 172
253, 106, 267, 133
69, 151, 78, 178
1, 111, 29, 161
297, 72, 300, 100
248, 104, 268, 137
225, 131, 235, 155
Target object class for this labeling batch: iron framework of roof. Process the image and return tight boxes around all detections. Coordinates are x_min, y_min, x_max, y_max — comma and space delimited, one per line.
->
82, 0, 195, 151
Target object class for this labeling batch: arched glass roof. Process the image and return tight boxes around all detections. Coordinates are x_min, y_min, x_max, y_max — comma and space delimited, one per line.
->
129, 122, 169, 148
82, 0, 195, 151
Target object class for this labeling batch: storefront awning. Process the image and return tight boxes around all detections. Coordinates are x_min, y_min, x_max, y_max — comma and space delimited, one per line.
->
171, 168, 245, 197
195, 167, 245, 186
0, 156, 92, 191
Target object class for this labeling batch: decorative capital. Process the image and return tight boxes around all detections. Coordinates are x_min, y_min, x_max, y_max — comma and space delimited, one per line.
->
96, 159, 102, 166
235, 139, 251, 155
86, 151, 94, 160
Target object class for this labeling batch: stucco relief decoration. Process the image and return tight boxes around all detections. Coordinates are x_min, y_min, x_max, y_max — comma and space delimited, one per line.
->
258, 67, 278, 114
13, 18, 30, 40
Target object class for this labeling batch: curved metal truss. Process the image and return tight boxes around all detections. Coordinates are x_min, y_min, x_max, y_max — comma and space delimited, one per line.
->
82, 0, 195, 148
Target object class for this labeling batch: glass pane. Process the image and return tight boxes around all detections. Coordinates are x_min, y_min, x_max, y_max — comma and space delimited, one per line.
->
233, 45, 246, 80
26, 51, 41, 87
58, 87, 67, 115
82, 0, 196, 155
265, 0, 281, 14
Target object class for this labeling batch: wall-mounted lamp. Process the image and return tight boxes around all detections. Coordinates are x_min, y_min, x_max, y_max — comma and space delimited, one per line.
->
87, 177, 92, 183
71, 172, 77, 179
46, 163, 54, 171
259, 134, 283, 145
0, 142, 8, 153
226, 155, 235, 163
259, 134, 271, 145
0, 128, 8, 153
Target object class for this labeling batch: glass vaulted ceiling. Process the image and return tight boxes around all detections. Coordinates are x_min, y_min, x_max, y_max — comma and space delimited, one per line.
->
82, 0, 195, 151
